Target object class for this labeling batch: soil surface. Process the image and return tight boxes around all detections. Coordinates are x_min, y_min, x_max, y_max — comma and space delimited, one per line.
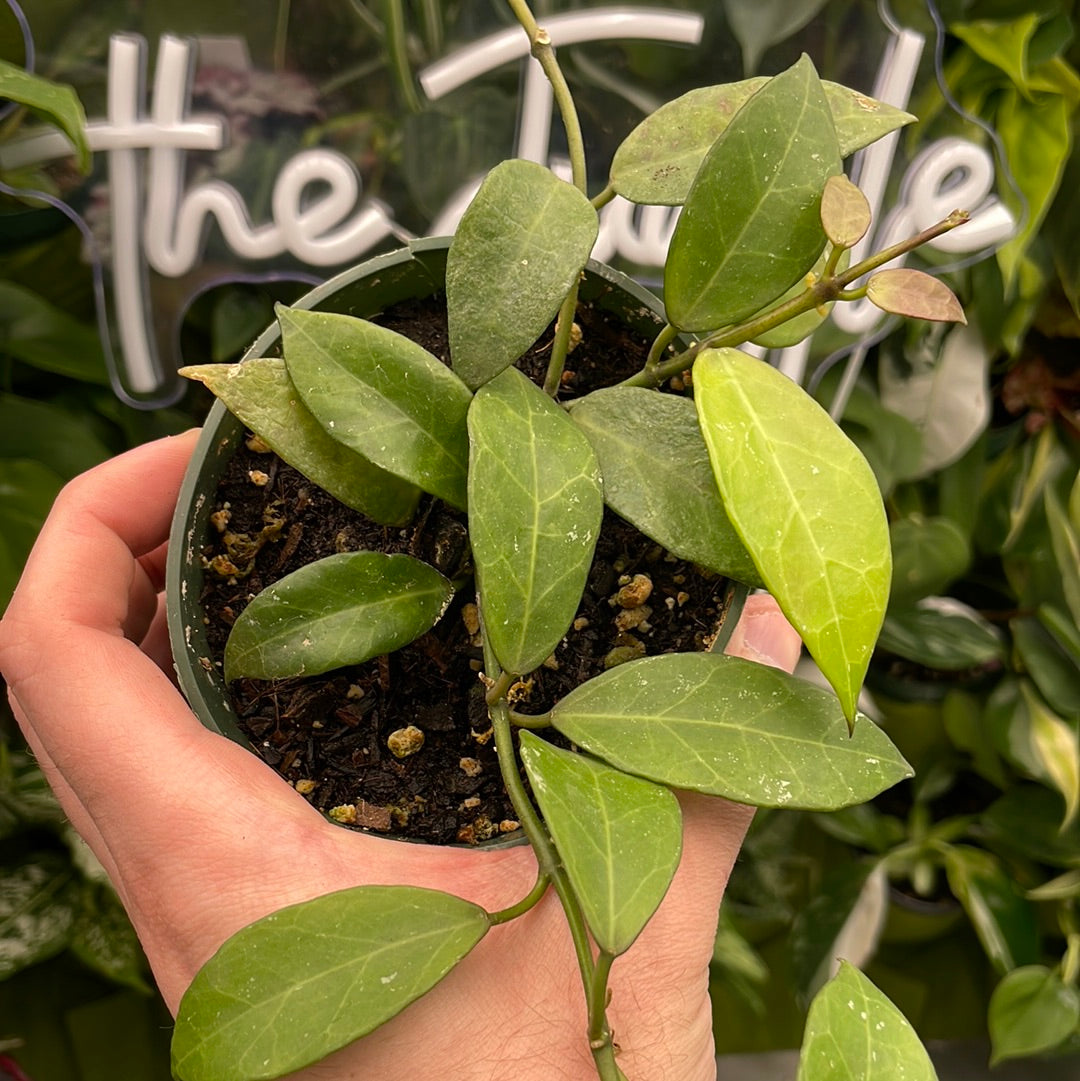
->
197, 293, 734, 844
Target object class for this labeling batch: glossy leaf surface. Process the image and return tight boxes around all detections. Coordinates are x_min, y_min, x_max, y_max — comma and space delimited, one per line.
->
446, 159, 598, 389
695, 348, 891, 721
550, 653, 911, 810
610, 80, 913, 206
878, 601, 1004, 671
225, 552, 452, 681
279, 306, 472, 509
0, 60, 90, 172
518, 732, 681, 955
797, 962, 937, 1081
866, 269, 966, 324
988, 965, 1080, 1065
468, 368, 602, 676
569, 387, 760, 584
180, 359, 420, 524
944, 846, 1040, 973
172, 886, 489, 1081
889, 516, 970, 606
1018, 680, 1080, 829
665, 56, 840, 332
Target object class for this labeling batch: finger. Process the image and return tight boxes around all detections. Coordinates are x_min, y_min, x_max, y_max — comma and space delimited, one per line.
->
724, 591, 801, 672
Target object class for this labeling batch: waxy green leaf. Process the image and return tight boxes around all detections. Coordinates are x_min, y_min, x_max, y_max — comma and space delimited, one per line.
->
610, 80, 914, 206
518, 732, 682, 955
867, 269, 966, 324
889, 516, 971, 606
279, 306, 472, 509
820, 174, 871, 250
446, 159, 598, 389
224, 552, 452, 681
549, 653, 911, 810
0, 60, 90, 172
569, 387, 760, 584
944, 846, 1040, 974
722, 0, 831, 77
665, 55, 840, 332
694, 348, 891, 721
172, 886, 489, 1081
750, 245, 848, 350
468, 368, 602, 676
988, 965, 1080, 1065
797, 962, 938, 1081
180, 359, 420, 525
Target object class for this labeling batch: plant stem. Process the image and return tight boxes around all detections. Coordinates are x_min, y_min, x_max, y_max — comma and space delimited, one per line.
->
619, 209, 972, 390
488, 872, 551, 925
508, 709, 553, 729
645, 322, 680, 373
592, 183, 616, 210
543, 291, 581, 396
485, 669, 516, 706
384, 0, 423, 113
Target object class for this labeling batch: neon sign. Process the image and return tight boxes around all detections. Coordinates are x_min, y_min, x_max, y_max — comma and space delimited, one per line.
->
1, 8, 1014, 407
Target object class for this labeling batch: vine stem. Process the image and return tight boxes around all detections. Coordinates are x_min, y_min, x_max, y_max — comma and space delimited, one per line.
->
508, 0, 590, 396
623, 208, 971, 390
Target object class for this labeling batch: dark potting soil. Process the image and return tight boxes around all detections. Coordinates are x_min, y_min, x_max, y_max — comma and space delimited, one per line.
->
197, 294, 735, 844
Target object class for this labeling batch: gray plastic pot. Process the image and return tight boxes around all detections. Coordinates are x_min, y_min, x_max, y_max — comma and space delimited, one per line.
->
165, 236, 684, 842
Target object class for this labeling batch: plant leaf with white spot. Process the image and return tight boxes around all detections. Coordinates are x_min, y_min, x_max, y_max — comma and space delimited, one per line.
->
519, 732, 681, 955
549, 653, 911, 810
224, 552, 452, 681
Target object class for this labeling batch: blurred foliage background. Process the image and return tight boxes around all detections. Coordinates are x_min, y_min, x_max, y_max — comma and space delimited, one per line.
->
1, 0, 1078, 1077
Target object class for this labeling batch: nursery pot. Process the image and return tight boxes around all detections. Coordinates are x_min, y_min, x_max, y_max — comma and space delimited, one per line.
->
166, 236, 715, 845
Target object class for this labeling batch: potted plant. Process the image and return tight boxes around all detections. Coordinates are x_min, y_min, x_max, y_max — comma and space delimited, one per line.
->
164, 4, 971, 1078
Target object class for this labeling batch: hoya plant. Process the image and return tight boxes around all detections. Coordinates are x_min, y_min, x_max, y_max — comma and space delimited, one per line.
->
170, 4, 969, 1079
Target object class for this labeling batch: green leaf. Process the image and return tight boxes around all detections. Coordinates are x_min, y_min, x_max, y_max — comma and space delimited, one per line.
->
1012, 615, 1080, 718
0, 395, 113, 479
0, 60, 90, 172
879, 324, 990, 480
0, 282, 109, 383
446, 159, 598, 390
820, 174, 871, 250
69, 882, 150, 993
721, 0, 831, 75
568, 387, 760, 584
751, 245, 848, 350
279, 306, 472, 509
224, 552, 453, 681
1045, 484, 1080, 627
988, 965, 1080, 1065
0, 854, 78, 980
518, 732, 682, 955
889, 516, 971, 606
180, 359, 420, 525
1018, 680, 1080, 829
467, 367, 602, 676
982, 785, 1080, 868
878, 599, 1005, 671
172, 885, 489, 1081
694, 348, 891, 722
797, 962, 938, 1081
944, 846, 1040, 973
952, 16, 1041, 95
610, 81, 913, 206
664, 56, 840, 332
866, 269, 967, 324
549, 653, 911, 810
0, 458, 65, 610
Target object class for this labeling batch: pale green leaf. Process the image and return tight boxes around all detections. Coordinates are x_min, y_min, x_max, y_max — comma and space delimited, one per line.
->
665, 56, 840, 332
549, 653, 911, 810
866, 270, 966, 324
224, 552, 452, 681
468, 368, 602, 676
879, 324, 990, 478
1019, 681, 1080, 829
446, 159, 598, 389
610, 82, 912, 206
820, 174, 872, 250
180, 359, 420, 525
944, 846, 1040, 973
722, 0, 831, 75
568, 387, 760, 584
1046, 485, 1080, 627
952, 17, 1040, 95
695, 348, 891, 721
518, 732, 682, 955
797, 962, 938, 1081
279, 306, 472, 509
0, 60, 90, 172
172, 886, 489, 1081
988, 965, 1080, 1065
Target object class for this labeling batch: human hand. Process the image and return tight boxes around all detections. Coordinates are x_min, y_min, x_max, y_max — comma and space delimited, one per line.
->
0, 433, 800, 1081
